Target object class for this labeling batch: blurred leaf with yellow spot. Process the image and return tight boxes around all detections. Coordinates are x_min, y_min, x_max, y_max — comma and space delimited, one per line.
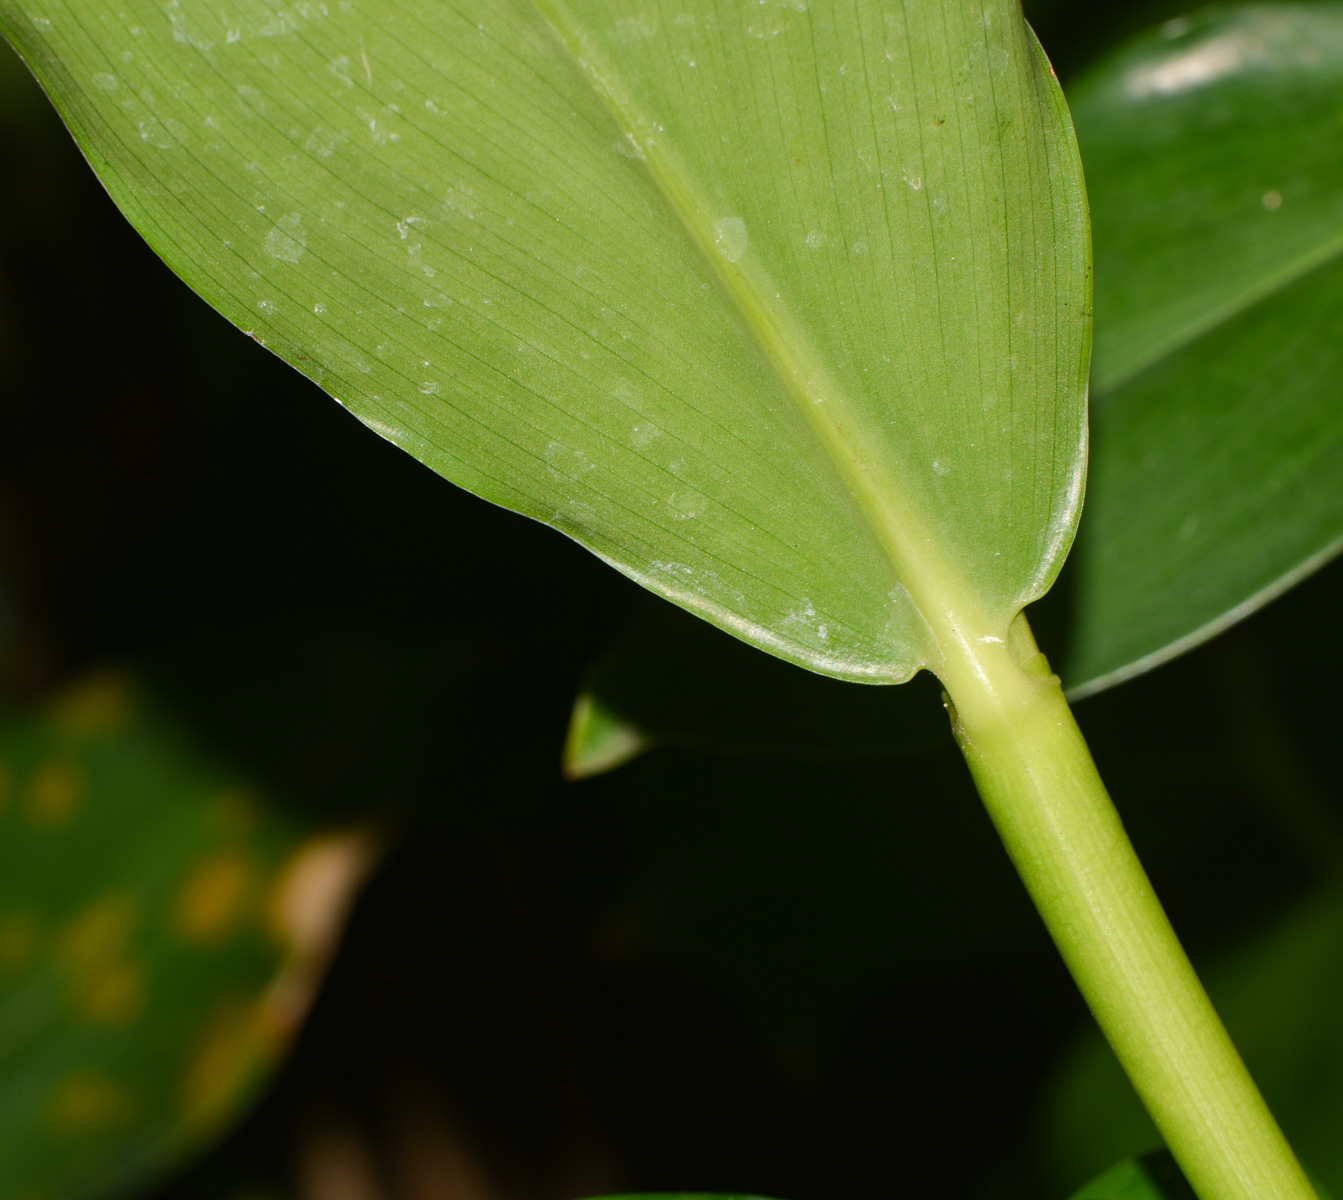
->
174, 850, 257, 947
48, 677, 136, 739
49, 1074, 136, 1135
25, 761, 84, 827
0, 915, 38, 974
0, 672, 376, 1200
77, 961, 145, 1027
61, 896, 138, 969
178, 995, 281, 1136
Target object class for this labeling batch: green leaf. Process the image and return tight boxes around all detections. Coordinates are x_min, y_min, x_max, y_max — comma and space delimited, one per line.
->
0, 0, 1089, 683
563, 597, 949, 777
563, 688, 651, 781
1068, 1152, 1336, 1200
1068, 1151, 1336, 1200
1040, 883, 1343, 1199
0, 673, 374, 1200
1064, 5, 1343, 693
1068, 1151, 1196, 1200
565, 4, 1343, 774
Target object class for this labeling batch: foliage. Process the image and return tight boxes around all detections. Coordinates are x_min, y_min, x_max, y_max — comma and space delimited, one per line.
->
0, 0, 1089, 685
567, 3, 1343, 774
0, 674, 372, 1200
1, 1, 1342, 1199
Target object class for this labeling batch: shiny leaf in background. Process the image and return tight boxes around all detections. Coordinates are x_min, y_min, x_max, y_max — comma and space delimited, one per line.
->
565, 3, 1343, 774
0, 0, 1089, 683
0, 674, 373, 1200
1039, 883, 1343, 1199
1065, 4, 1343, 693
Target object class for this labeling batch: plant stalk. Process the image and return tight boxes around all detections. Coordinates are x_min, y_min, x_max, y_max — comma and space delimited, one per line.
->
940, 618, 1315, 1200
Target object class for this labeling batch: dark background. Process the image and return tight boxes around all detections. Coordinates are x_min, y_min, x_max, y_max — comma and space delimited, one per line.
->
1, 4, 1337, 1199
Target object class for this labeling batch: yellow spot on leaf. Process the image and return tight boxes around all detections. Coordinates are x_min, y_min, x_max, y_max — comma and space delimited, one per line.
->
81, 960, 144, 1025
0, 914, 39, 973
60, 895, 144, 1022
175, 848, 256, 945
26, 761, 84, 827
50, 675, 136, 738
172, 835, 377, 1135
62, 895, 136, 967
211, 789, 264, 835
180, 996, 276, 1133
50, 1073, 135, 1132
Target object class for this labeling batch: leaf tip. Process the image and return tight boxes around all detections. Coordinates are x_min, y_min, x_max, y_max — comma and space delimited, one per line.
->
562, 691, 650, 780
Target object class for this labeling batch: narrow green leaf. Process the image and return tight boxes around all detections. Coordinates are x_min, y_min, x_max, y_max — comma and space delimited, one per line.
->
0, 674, 374, 1200
0, 0, 1089, 682
1065, 5, 1343, 692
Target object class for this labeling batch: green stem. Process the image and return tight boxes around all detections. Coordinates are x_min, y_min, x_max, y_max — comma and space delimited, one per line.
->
940, 618, 1315, 1200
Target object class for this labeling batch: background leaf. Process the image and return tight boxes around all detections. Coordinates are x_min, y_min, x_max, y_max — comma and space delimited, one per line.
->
1068, 1151, 1196, 1200
565, 2, 1343, 774
1038, 881, 1343, 1199
0, 673, 373, 1200
1068, 1151, 1335, 1200
7, 5, 1343, 1200
0, 0, 1088, 683
1064, 4, 1343, 692
563, 599, 948, 779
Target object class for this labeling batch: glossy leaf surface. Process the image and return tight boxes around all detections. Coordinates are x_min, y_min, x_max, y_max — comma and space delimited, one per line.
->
566, 4, 1343, 774
0, 0, 1088, 683
0, 674, 372, 1200
1067, 4, 1343, 692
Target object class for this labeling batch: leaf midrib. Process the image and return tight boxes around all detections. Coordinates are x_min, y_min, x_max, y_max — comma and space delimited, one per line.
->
529, 0, 975, 664
1096, 222, 1343, 395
